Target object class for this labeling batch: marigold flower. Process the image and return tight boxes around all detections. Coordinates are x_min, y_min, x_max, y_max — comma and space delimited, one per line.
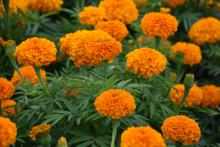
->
170, 84, 203, 107
161, 115, 201, 145
0, 0, 28, 14
121, 126, 166, 147
0, 78, 15, 100
141, 12, 178, 39
79, 6, 105, 26
166, 0, 186, 7
1, 100, 16, 116
10, 66, 46, 85
57, 136, 68, 147
60, 30, 122, 67
200, 85, 220, 109
15, 37, 57, 67
27, 0, 63, 13
95, 20, 129, 41
29, 124, 51, 141
99, 0, 139, 24
126, 48, 167, 78
160, 7, 171, 14
94, 89, 136, 119
0, 116, 17, 147
189, 17, 220, 44
170, 42, 202, 66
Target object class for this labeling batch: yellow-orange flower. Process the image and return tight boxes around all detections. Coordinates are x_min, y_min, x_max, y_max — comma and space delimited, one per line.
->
27, 0, 63, 13
29, 124, 51, 141
161, 115, 201, 145
1, 100, 16, 116
166, 0, 186, 7
78, 6, 106, 26
60, 30, 122, 67
121, 126, 166, 147
0, 116, 17, 147
99, 0, 139, 24
189, 17, 220, 44
0, 0, 28, 14
200, 85, 220, 109
94, 89, 136, 119
126, 48, 167, 78
169, 84, 203, 107
0, 78, 15, 100
141, 12, 178, 39
15, 37, 57, 67
95, 20, 129, 41
10, 66, 46, 85
170, 42, 202, 66
160, 7, 171, 14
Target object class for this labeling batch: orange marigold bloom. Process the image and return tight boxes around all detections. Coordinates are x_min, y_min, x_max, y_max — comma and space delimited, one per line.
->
141, 12, 178, 39
29, 123, 51, 141
0, 78, 15, 100
0, 0, 28, 14
121, 126, 166, 147
189, 17, 220, 44
161, 115, 201, 145
15, 37, 57, 67
170, 84, 203, 107
99, 0, 139, 24
166, 0, 186, 7
126, 48, 167, 78
79, 6, 106, 26
60, 30, 122, 67
0, 116, 17, 147
1, 100, 16, 116
10, 66, 46, 85
95, 20, 129, 41
170, 42, 202, 66
94, 89, 136, 119
200, 85, 220, 109
27, 0, 63, 13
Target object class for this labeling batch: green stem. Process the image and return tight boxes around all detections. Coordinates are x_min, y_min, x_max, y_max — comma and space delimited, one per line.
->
176, 65, 185, 83
8, 56, 25, 81
154, 36, 161, 50
176, 85, 190, 114
175, 142, 182, 147
111, 122, 118, 147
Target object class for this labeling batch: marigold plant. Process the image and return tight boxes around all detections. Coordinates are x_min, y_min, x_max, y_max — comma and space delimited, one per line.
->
94, 89, 136, 119
0, 0, 28, 14
29, 123, 51, 141
1, 99, 16, 116
0, 78, 15, 100
121, 126, 166, 147
166, 0, 186, 7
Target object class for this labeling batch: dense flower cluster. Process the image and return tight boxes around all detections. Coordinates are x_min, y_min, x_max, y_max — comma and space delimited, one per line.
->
10, 66, 46, 85
0, 116, 17, 147
1, 100, 16, 116
169, 84, 203, 107
189, 17, 220, 44
201, 85, 220, 109
121, 126, 166, 147
166, 0, 186, 7
170, 42, 202, 66
60, 30, 122, 67
95, 20, 129, 41
161, 115, 201, 145
141, 12, 178, 39
126, 48, 167, 78
94, 89, 136, 119
79, 6, 106, 26
29, 124, 51, 141
0, 78, 15, 100
15, 37, 57, 67
99, 0, 139, 24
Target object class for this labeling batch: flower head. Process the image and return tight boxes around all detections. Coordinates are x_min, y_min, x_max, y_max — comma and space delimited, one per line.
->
99, 0, 139, 24
126, 48, 167, 78
121, 126, 166, 147
0, 0, 28, 14
200, 85, 220, 109
189, 17, 220, 44
141, 12, 178, 39
15, 37, 57, 67
29, 124, 51, 141
160, 7, 171, 14
161, 115, 201, 145
60, 30, 122, 67
95, 20, 129, 41
10, 66, 46, 85
1, 100, 16, 116
169, 84, 203, 107
166, 0, 186, 7
94, 89, 136, 119
79, 6, 106, 26
0, 78, 15, 100
0, 116, 17, 147
170, 42, 202, 66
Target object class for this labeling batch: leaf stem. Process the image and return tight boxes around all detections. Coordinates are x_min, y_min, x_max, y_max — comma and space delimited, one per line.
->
111, 121, 118, 147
